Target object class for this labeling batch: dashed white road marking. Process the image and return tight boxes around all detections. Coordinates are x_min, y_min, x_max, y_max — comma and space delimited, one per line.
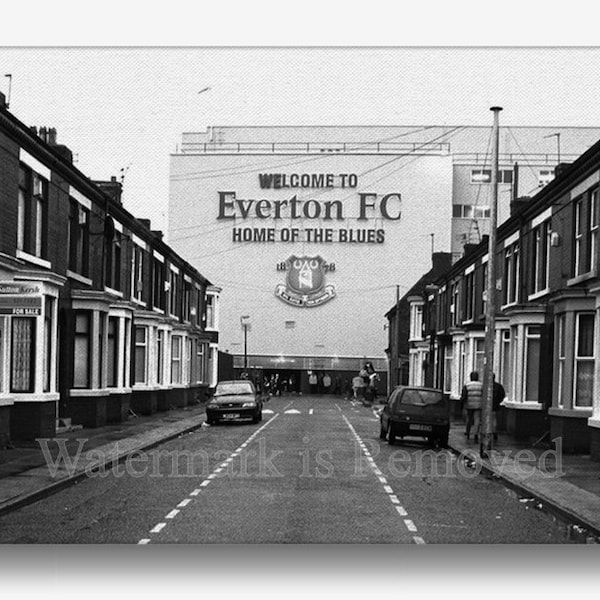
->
139, 411, 281, 544
342, 414, 425, 545
284, 409, 301, 414
404, 520, 418, 532
309, 408, 314, 415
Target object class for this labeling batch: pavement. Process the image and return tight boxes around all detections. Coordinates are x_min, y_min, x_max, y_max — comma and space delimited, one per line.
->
0, 404, 207, 517
0, 397, 599, 542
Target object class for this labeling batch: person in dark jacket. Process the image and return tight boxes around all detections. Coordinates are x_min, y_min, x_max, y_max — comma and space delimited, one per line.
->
492, 373, 506, 441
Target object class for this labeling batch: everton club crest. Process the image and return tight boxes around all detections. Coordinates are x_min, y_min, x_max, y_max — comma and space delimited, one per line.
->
275, 255, 336, 307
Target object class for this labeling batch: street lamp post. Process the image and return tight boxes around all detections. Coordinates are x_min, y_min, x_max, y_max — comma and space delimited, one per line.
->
481, 106, 502, 458
240, 315, 251, 374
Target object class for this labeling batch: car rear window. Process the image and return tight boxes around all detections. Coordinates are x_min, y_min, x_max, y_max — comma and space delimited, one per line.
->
215, 382, 254, 396
400, 389, 443, 406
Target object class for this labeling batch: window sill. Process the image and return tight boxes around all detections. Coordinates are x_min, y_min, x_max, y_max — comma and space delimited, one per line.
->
10, 392, 60, 402
67, 270, 92, 286
528, 288, 550, 301
567, 271, 597, 287
104, 286, 123, 298
588, 418, 600, 429
16, 250, 51, 270
70, 388, 110, 397
548, 407, 593, 418
501, 401, 543, 411
131, 296, 146, 308
106, 387, 132, 395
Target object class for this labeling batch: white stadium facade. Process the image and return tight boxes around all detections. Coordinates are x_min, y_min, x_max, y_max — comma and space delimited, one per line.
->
168, 125, 600, 394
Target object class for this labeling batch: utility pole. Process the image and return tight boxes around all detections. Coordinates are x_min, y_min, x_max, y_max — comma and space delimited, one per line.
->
481, 106, 502, 458
240, 315, 250, 373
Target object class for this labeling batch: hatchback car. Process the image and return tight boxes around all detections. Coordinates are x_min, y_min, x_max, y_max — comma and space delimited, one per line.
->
379, 386, 449, 447
206, 380, 263, 425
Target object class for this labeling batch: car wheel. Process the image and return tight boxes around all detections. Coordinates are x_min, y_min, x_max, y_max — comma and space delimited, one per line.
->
387, 425, 395, 445
252, 412, 259, 424
258, 410, 263, 422
438, 433, 449, 448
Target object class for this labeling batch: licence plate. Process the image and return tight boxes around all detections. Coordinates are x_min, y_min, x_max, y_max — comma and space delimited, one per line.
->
409, 424, 432, 432
222, 413, 239, 419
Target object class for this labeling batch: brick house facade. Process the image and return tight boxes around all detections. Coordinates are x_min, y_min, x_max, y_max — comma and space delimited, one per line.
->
0, 92, 219, 445
391, 139, 600, 459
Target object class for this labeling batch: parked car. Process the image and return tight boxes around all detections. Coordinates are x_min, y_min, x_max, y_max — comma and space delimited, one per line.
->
206, 380, 263, 425
379, 385, 449, 447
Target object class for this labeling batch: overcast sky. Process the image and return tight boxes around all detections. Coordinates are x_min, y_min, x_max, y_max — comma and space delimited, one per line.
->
3, 44, 600, 234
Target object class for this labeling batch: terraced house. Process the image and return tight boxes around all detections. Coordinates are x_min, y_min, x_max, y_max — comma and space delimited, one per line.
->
396, 136, 600, 460
0, 92, 219, 446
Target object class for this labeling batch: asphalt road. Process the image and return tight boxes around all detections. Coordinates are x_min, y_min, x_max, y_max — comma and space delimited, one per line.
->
0, 395, 574, 543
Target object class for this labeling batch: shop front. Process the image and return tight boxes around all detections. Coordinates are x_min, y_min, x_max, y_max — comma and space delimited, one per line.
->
0, 273, 64, 442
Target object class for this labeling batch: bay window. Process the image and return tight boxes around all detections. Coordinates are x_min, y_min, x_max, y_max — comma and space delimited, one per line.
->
134, 326, 148, 384
10, 317, 36, 393
574, 313, 594, 408
73, 311, 91, 389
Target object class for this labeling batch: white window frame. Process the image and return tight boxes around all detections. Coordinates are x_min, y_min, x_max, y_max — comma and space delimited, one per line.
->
134, 326, 148, 385
573, 312, 595, 409
171, 334, 182, 384
557, 314, 566, 408
574, 198, 584, 277
409, 302, 424, 341
591, 189, 598, 273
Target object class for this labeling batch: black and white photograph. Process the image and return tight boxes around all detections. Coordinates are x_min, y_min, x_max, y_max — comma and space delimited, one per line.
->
1, 2, 599, 598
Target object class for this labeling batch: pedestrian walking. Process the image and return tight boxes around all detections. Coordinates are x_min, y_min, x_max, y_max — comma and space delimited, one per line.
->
368, 371, 380, 401
322, 372, 332, 394
309, 371, 318, 394
352, 375, 365, 399
460, 371, 483, 442
334, 374, 342, 395
492, 373, 506, 441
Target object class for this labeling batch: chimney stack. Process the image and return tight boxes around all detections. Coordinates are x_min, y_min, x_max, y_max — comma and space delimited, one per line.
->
510, 196, 529, 216
554, 163, 571, 178
93, 176, 123, 205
